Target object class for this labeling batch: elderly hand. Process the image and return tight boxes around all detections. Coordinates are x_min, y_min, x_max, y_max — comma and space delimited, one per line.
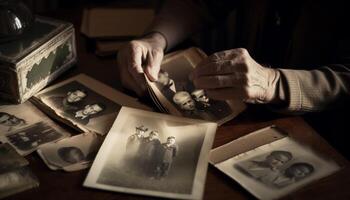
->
118, 33, 166, 96
193, 48, 280, 104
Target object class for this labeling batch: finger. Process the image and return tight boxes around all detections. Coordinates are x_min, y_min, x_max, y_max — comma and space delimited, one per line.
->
127, 45, 143, 75
145, 48, 163, 81
205, 87, 248, 101
193, 73, 247, 89
119, 58, 147, 96
194, 60, 246, 77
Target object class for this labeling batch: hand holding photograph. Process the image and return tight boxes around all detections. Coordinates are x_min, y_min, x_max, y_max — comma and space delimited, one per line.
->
84, 107, 217, 200
37, 132, 103, 171
210, 126, 341, 199
32, 74, 151, 135
145, 47, 246, 125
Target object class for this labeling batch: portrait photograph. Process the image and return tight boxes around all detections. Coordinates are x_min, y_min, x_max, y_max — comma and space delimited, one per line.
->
84, 107, 217, 200
0, 121, 69, 156
146, 48, 245, 125
0, 101, 55, 136
35, 74, 150, 135
214, 137, 341, 199
37, 133, 102, 171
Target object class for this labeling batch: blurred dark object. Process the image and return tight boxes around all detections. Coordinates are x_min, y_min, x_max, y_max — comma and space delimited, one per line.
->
0, 0, 34, 43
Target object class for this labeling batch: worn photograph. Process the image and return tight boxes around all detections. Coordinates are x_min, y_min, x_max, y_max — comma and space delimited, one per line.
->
35, 74, 150, 135
0, 101, 53, 136
39, 80, 120, 134
84, 107, 217, 200
0, 144, 29, 173
146, 48, 245, 125
214, 137, 341, 199
37, 133, 102, 171
1, 121, 69, 156
0, 167, 39, 199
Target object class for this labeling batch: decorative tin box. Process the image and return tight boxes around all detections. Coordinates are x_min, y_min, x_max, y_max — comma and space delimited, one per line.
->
0, 16, 77, 103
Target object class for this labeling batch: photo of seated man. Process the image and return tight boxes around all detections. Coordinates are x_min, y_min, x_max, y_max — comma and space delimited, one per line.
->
43, 89, 87, 113
0, 112, 26, 132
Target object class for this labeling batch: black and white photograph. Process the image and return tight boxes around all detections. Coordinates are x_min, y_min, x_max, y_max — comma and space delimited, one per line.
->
146, 48, 246, 125
0, 144, 29, 174
37, 133, 103, 171
214, 137, 341, 199
35, 74, 150, 135
84, 107, 217, 200
1, 121, 69, 156
0, 102, 53, 135
0, 167, 39, 199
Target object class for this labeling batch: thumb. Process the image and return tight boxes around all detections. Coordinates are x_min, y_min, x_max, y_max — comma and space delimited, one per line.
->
145, 48, 163, 81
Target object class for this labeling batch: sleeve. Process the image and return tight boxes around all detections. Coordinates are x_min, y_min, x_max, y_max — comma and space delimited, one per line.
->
275, 64, 350, 114
146, 0, 239, 51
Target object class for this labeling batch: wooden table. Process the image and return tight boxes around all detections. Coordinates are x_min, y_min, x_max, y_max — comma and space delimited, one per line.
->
4, 7, 350, 200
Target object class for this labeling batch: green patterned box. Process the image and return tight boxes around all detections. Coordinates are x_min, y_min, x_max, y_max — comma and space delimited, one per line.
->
0, 16, 77, 103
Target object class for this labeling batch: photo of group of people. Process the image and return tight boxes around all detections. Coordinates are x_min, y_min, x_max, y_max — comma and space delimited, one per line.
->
39, 80, 121, 134
147, 48, 245, 125
235, 150, 314, 188
125, 125, 179, 179
84, 107, 217, 200
3, 122, 67, 155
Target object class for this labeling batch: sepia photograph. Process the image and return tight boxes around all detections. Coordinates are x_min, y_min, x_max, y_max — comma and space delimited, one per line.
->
84, 107, 217, 200
0, 144, 29, 174
214, 137, 341, 199
0, 167, 39, 199
37, 133, 103, 171
35, 74, 151, 135
146, 48, 246, 125
0, 102, 55, 136
1, 121, 69, 156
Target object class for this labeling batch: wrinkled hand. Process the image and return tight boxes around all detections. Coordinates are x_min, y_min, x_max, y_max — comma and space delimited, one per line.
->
193, 48, 280, 104
118, 33, 166, 96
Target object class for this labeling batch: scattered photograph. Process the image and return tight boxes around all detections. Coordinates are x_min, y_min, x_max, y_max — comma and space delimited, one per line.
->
84, 107, 217, 200
37, 133, 103, 171
0, 167, 39, 199
1, 121, 69, 156
0, 143, 29, 173
214, 137, 341, 199
0, 101, 54, 136
146, 48, 245, 125
35, 74, 151, 135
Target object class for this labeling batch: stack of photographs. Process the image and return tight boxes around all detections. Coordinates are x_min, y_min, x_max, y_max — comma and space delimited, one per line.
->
0, 101, 70, 156
210, 126, 341, 199
145, 47, 246, 125
31, 73, 151, 135
0, 144, 39, 199
84, 107, 217, 200
37, 133, 103, 171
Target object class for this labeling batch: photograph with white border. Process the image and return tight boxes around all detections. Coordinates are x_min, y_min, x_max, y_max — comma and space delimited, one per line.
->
84, 107, 217, 200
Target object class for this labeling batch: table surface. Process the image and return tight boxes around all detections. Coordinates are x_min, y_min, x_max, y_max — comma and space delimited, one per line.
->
4, 7, 350, 200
